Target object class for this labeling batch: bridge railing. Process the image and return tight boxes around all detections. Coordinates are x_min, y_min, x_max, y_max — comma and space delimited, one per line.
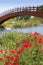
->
6, 6, 43, 13
0, 6, 43, 17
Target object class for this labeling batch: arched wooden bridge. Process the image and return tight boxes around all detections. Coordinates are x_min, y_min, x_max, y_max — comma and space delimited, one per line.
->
0, 6, 43, 25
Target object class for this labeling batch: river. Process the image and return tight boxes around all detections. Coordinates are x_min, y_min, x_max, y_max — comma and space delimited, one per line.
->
0, 25, 43, 36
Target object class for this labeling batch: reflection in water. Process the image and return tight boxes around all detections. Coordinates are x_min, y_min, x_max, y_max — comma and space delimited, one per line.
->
0, 25, 43, 36
0, 26, 5, 36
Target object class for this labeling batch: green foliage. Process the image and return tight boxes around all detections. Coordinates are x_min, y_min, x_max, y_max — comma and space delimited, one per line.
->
39, 5, 43, 12
1, 16, 43, 29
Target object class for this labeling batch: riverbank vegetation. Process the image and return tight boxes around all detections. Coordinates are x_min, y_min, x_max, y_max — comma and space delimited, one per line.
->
1, 16, 43, 29
0, 32, 43, 65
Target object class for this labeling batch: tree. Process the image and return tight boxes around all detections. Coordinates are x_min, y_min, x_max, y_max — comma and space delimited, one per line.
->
38, 5, 43, 12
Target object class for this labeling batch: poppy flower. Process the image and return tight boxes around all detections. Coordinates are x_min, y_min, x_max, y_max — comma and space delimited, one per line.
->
0, 49, 3, 53
0, 58, 3, 61
17, 50, 21, 54
16, 55, 19, 59
5, 62, 9, 65
9, 57, 14, 60
10, 63, 14, 65
10, 50, 15, 55
6, 56, 10, 59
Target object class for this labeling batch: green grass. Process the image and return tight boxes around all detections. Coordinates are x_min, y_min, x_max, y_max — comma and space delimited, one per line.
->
0, 32, 27, 50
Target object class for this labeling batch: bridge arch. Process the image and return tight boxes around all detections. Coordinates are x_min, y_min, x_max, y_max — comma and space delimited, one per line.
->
0, 6, 43, 25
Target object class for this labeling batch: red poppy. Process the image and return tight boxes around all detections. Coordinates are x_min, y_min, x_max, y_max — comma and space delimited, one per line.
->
14, 59, 19, 65
10, 63, 14, 65
34, 32, 39, 36
38, 37, 42, 43
16, 63, 19, 65
23, 39, 27, 43
9, 57, 14, 60
14, 59, 18, 63
17, 50, 21, 54
0, 49, 3, 53
22, 43, 32, 49
10, 50, 15, 55
5, 62, 9, 65
6, 56, 10, 59
20, 47, 25, 52
16, 55, 19, 59
0, 58, 3, 61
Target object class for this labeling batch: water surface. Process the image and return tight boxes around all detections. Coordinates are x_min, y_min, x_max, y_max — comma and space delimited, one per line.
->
0, 25, 43, 36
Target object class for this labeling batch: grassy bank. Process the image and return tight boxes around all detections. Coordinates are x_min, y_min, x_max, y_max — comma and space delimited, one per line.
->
0, 32, 43, 65
1, 17, 43, 29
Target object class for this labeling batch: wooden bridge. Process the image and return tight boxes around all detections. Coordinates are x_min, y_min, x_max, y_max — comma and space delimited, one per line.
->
0, 6, 43, 25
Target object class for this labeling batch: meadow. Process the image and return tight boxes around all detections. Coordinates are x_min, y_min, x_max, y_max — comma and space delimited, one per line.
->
0, 32, 43, 65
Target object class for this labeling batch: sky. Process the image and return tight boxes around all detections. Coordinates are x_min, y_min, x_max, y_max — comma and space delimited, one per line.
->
0, 0, 43, 13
